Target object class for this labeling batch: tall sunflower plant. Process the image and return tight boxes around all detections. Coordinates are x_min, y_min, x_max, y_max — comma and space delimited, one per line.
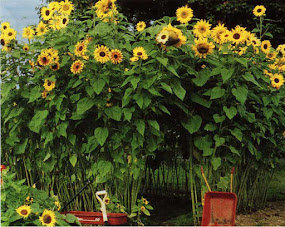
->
1, 0, 284, 221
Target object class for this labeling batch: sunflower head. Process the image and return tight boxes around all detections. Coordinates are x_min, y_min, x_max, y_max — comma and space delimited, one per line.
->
5, 28, 17, 41
156, 30, 169, 44
75, 41, 87, 57
39, 209, 56, 226
143, 198, 149, 205
211, 23, 228, 44
41, 7, 54, 21
130, 56, 139, 62
59, 0, 74, 15
23, 44, 29, 52
229, 27, 246, 45
176, 5, 193, 24
192, 38, 215, 59
110, 49, 123, 64
1, 22, 10, 33
70, 60, 84, 74
140, 206, 146, 212
271, 73, 284, 89
38, 53, 52, 66
136, 21, 146, 32
193, 19, 211, 38
22, 26, 35, 40
133, 46, 148, 60
261, 40, 271, 54
44, 80, 56, 91
16, 205, 32, 219
253, 5, 266, 17
94, 45, 110, 63
36, 21, 48, 36
49, 1, 60, 11
50, 62, 60, 71
266, 51, 277, 60
159, 24, 187, 48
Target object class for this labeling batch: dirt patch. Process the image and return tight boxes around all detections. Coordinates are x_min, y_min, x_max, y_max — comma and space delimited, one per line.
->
236, 201, 285, 226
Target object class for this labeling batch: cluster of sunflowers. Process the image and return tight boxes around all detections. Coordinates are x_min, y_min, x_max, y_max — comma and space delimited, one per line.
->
0, 22, 16, 52
93, 0, 118, 23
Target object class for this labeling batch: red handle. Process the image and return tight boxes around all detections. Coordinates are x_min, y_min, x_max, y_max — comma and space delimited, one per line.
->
0, 165, 6, 172
201, 166, 204, 174
231, 167, 235, 174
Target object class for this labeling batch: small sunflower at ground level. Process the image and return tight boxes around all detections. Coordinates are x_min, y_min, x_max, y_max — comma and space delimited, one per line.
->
193, 19, 211, 38
140, 206, 146, 212
156, 30, 169, 44
23, 44, 29, 52
59, 0, 74, 15
44, 80, 56, 91
1, 22, 10, 33
176, 5, 193, 24
271, 73, 284, 89
261, 40, 271, 54
94, 45, 110, 63
133, 46, 148, 60
36, 21, 48, 36
39, 209, 56, 226
70, 60, 84, 74
110, 49, 123, 64
192, 38, 215, 59
105, 197, 111, 205
50, 62, 60, 71
253, 5, 266, 17
75, 41, 87, 57
38, 53, 51, 66
41, 7, 53, 21
5, 28, 17, 41
136, 21, 146, 32
143, 198, 149, 205
55, 201, 61, 211
22, 26, 35, 40
16, 205, 32, 219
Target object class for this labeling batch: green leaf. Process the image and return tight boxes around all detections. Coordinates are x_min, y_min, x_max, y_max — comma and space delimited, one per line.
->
204, 123, 217, 131
271, 96, 280, 106
92, 78, 106, 95
104, 106, 122, 121
223, 106, 237, 120
229, 146, 240, 155
213, 114, 226, 123
192, 70, 212, 87
263, 107, 273, 120
234, 58, 248, 68
210, 87, 225, 99
221, 68, 234, 83
69, 155, 77, 167
159, 104, 171, 115
194, 135, 213, 156
214, 135, 225, 147
230, 128, 243, 142
131, 77, 140, 90
15, 138, 28, 154
94, 127, 109, 146
76, 97, 95, 115
171, 80, 186, 101
242, 73, 261, 87
28, 86, 42, 103
232, 86, 248, 104
156, 57, 168, 67
148, 120, 160, 131
211, 157, 221, 171
167, 65, 180, 77
182, 115, 202, 134
57, 122, 68, 138
161, 82, 173, 94
142, 209, 151, 216
135, 120, 145, 136
133, 94, 143, 109
66, 213, 77, 223
191, 93, 212, 108
28, 110, 49, 133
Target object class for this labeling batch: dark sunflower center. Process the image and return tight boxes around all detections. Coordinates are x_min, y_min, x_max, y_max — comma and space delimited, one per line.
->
63, 18, 67, 24
199, 27, 205, 32
274, 78, 279, 83
252, 40, 256, 44
52, 64, 57, 69
257, 9, 262, 13
63, 5, 69, 11
264, 44, 268, 49
268, 53, 273, 58
43, 57, 48, 63
1, 39, 5, 46
113, 54, 118, 59
46, 10, 50, 16
3, 26, 7, 29
182, 11, 188, 18
197, 45, 209, 54
40, 27, 45, 32
48, 82, 52, 86
21, 210, 28, 215
8, 32, 12, 36
137, 52, 142, 56
75, 64, 80, 69
43, 215, 52, 224
233, 33, 240, 39
25, 47, 28, 50
78, 46, 83, 51
100, 51, 106, 57
161, 35, 166, 39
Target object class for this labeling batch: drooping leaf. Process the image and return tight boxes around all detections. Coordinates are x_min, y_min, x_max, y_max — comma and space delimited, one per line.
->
94, 127, 109, 146
182, 115, 202, 134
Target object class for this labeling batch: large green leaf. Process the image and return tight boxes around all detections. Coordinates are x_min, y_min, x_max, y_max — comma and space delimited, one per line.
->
223, 106, 237, 120
221, 68, 234, 83
28, 110, 49, 133
192, 69, 212, 87
94, 127, 109, 146
15, 139, 28, 154
191, 93, 212, 108
69, 154, 77, 167
92, 78, 106, 95
242, 72, 261, 88
210, 87, 225, 99
76, 97, 95, 115
161, 82, 173, 94
135, 120, 145, 136
232, 86, 248, 104
230, 128, 243, 142
171, 80, 186, 101
211, 157, 221, 170
105, 106, 122, 121
182, 115, 202, 134
214, 135, 225, 147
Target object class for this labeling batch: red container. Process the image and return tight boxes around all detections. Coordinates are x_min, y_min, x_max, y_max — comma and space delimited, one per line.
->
61, 211, 127, 225
201, 191, 237, 226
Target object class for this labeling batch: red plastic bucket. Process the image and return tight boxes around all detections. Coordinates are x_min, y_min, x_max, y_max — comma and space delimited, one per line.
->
201, 191, 237, 226
61, 211, 127, 225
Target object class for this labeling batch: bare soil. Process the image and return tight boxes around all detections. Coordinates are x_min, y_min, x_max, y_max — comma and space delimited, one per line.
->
236, 200, 285, 226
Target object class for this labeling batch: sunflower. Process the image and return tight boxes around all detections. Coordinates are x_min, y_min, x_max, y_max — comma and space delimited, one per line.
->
5, 28, 17, 41
50, 62, 60, 71
140, 206, 146, 212
39, 209, 56, 226
229, 27, 246, 45
22, 26, 35, 40
130, 56, 139, 62
49, 1, 60, 11
261, 40, 271, 54
250, 36, 261, 47
94, 45, 110, 63
55, 201, 61, 211
70, 60, 84, 74
43, 48, 59, 63
176, 5, 193, 24
48, 16, 61, 30
156, 30, 169, 44
59, 0, 74, 15
276, 44, 285, 55
266, 51, 277, 60
44, 80, 56, 91
59, 16, 69, 29
133, 46, 148, 60
192, 38, 215, 58
36, 21, 48, 36
110, 49, 123, 64
95, 0, 118, 22
237, 46, 248, 56
211, 23, 228, 44
75, 41, 87, 57
105, 197, 111, 205
29, 60, 35, 72
136, 21, 146, 32
16, 205, 32, 219
159, 24, 187, 48
193, 19, 211, 38
0, 34, 9, 47
220, 31, 230, 43
23, 44, 29, 52
253, 5, 266, 17
41, 7, 53, 21
42, 90, 49, 99
271, 73, 284, 89
38, 53, 52, 66
1, 22, 10, 33
143, 198, 149, 205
